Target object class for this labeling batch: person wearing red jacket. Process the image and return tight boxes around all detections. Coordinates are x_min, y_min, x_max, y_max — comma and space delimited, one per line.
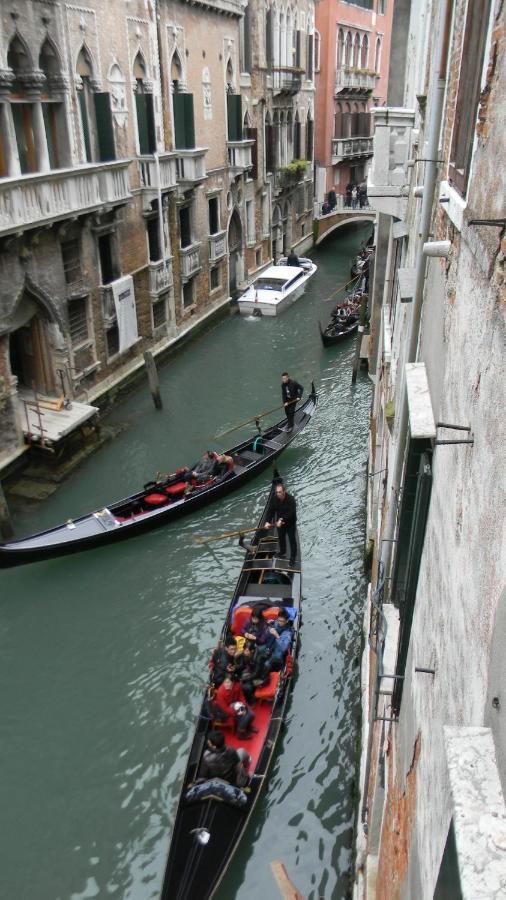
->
214, 675, 257, 738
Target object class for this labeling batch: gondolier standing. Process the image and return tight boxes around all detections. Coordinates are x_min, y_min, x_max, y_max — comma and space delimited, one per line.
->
281, 371, 303, 432
264, 481, 298, 568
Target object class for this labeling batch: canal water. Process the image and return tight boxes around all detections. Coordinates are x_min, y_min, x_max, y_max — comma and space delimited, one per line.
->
0, 222, 372, 900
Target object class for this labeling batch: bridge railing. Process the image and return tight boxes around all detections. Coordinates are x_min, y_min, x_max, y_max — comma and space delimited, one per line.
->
313, 194, 377, 219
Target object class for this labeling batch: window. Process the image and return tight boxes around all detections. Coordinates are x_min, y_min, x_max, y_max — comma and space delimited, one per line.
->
173, 92, 195, 149
314, 31, 321, 71
210, 265, 220, 291
266, 7, 274, 66
68, 296, 89, 346
147, 217, 162, 262
240, 2, 252, 72
265, 114, 275, 173
255, 248, 262, 267
179, 206, 192, 248
61, 239, 82, 286
182, 279, 195, 309
152, 296, 168, 328
227, 94, 242, 141
375, 37, 382, 74
378, 0, 386, 14
305, 115, 313, 161
449, 0, 492, 196
98, 233, 119, 285
12, 104, 37, 174
337, 29, 345, 68
208, 197, 220, 235
246, 199, 255, 244
134, 54, 156, 155
361, 35, 369, 69
106, 324, 120, 357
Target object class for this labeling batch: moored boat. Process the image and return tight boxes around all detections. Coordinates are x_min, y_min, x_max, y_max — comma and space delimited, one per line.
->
0, 387, 317, 568
319, 316, 359, 346
237, 257, 317, 316
160, 475, 302, 899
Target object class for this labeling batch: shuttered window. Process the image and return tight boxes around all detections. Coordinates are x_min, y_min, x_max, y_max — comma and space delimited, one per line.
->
449, 0, 492, 196
61, 238, 82, 286
136, 89, 156, 155
173, 93, 195, 149
307, 34, 314, 78
93, 92, 115, 161
227, 94, 242, 141
68, 296, 89, 347
266, 8, 274, 66
245, 127, 258, 179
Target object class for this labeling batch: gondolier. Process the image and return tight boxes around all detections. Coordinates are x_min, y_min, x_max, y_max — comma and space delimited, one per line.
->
264, 481, 298, 567
281, 371, 303, 432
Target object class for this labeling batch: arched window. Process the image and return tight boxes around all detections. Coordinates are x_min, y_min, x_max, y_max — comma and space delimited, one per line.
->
38, 38, 67, 170
305, 111, 313, 160
134, 53, 156, 155
353, 34, 360, 68
351, 102, 360, 136
337, 29, 345, 68
287, 109, 293, 161
171, 52, 183, 91
286, 9, 293, 67
375, 37, 381, 73
171, 52, 195, 149
361, 34, 368, 69
226, 58, 234, 92
343, 102, 351, 138
279, 109, 285, 165
345, 32, 352, 67
334, 102, 343, 139
294, 110, 301, 159
279, 11, 285, 66
7, 34, 37, 173
8, 33, 32, 79
76, 46, 99, 163
265, 110, 275, 172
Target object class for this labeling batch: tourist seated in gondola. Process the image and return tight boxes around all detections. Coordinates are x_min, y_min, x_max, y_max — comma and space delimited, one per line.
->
182, 449, 216, 485
212, 453, 235, 482
241, 605, 270, 648
263, 608, 293, 673
198, 730, 242, 784
234, 641, 270, 703
210, 637, 238, 686
214, 675, 258, 738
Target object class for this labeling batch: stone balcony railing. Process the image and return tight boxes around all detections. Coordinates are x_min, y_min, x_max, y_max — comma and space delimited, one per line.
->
367, 107, 415, 219
331, 136, 373, 163
0, 160, 131, 236
149, 258, 173, 294
208, 230, 227, 262
227, 139, 254, 173
174, 148, 207, 185
180, 242, 202, 279
138, 153, 177, 192
272, 67, 303, 94
335, 66, 377, 93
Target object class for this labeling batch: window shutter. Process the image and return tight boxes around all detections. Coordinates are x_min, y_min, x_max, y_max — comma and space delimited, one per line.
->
227, 94, 242, 141
94, 92, 115, 161
294, 121, 301, 159
173, 93, 186, 149
244, 4, 252, 71
135, 92, 149, 155
246, 127, 258, 179
183, 93, 195, 148
307, 34, 314, 78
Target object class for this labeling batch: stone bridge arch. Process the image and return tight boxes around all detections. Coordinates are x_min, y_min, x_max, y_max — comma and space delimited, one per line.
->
314, 212, 375, 245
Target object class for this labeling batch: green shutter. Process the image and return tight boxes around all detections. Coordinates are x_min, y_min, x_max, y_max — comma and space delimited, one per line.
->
145, 93, 156, 153
183, 93, 195, 148
94, 92, 115, 161
135, 92, 149, 155
173, 93, 195, 149
227, 94, 242, 142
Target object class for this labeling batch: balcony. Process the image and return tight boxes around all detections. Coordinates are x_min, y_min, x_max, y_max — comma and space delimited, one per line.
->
367, 107, 416, 219
227, 139, 254, 175
208, 230, 227, 263
0, 160, 131, 237
180, 242, 202, 280
148, 258, 173, 294
138, 153, 177, 209
174, 148, 207, 186
335, 66, 377, 94
331, 137, 373, 163
272, 67, 303, 95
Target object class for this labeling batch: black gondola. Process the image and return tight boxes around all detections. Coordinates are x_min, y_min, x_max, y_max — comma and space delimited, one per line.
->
0, 386, 317, 568
318, 317, 359, 346
161, 475, 302, 899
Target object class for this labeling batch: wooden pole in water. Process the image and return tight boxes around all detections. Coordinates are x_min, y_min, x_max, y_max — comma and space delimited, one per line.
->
144, 351, 163, 410
270, 860, 304, 900
351, 291, 369, 385
0, 482, 14, 539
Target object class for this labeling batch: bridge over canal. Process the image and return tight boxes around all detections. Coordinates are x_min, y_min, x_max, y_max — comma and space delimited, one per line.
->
313, 200, 376, 245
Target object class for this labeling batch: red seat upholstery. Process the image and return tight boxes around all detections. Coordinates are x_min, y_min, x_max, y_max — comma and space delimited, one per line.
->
165, 481, 187, 497
143, 492, 169, 506
231, 606, 252, 636
255, 670, 281, 701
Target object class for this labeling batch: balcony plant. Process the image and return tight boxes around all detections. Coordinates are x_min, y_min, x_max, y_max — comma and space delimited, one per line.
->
279, 159, 307, 182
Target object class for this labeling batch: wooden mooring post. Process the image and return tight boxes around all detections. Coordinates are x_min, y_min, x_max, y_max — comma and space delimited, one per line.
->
144, 351, 163, 410
0, 481, 13, 540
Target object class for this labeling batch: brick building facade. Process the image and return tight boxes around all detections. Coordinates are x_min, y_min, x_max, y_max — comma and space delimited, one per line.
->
0, 0, 315, 463
356, 0, 505, 897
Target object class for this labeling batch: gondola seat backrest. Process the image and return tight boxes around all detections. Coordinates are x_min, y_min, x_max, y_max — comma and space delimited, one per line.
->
165, 481, 187, 497
143, 492, 169, 506
230, 605, 280, 636
255, 670, 281, 702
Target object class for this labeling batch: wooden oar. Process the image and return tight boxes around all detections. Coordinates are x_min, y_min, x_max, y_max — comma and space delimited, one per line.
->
215, 397, 299, 440
270, 860, 304, 899
323, 273, 361, 303
194, 525, 265, 545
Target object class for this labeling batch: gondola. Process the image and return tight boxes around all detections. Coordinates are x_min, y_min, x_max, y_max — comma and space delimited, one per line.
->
161, 474, 301, 899
318, 316, 359, 346
0, 385, 317, 568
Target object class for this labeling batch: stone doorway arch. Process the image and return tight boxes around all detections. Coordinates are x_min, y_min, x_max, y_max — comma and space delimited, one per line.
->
8, 281, 63, 395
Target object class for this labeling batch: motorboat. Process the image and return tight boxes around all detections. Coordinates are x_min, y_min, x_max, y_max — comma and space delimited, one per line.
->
237, 257, 317, 317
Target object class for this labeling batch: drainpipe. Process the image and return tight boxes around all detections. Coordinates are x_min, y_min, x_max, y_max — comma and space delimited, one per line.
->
380, 0, 453, 580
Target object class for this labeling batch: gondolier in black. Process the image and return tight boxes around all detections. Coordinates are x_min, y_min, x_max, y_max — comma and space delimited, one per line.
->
281, 371, 303, 432
264, 481, 298, 567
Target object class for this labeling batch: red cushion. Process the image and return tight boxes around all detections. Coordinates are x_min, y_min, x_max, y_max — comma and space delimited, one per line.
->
255, 671, 281, 700
144, 492, 169, 505
231, 606, 252, 636
165, 481, 187, 497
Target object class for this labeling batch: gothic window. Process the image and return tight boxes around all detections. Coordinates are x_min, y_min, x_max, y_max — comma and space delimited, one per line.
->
361, 35, 369, 69
337, 29, 345, 68
134, 52, 156, 155
375, 37, 382, 74
345, 32, 352, 67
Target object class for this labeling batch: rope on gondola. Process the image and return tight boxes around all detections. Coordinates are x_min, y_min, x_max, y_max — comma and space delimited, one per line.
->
322, 273, 361, 304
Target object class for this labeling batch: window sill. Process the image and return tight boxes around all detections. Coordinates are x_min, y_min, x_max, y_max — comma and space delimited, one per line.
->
439, 180, 466, 232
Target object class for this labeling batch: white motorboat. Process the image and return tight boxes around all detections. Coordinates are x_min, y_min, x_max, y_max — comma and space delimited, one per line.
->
237, 257, 317, 316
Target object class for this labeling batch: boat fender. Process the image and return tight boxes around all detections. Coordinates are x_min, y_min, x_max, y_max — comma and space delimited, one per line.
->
185, 779, 248, 808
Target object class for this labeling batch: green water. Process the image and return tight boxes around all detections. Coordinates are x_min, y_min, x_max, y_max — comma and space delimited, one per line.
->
1, 223, 372, 900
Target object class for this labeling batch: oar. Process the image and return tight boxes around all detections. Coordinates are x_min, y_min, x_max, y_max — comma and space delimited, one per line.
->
194, 525, 265, 545
215, 397, 299, 440
323, 273, 361, 303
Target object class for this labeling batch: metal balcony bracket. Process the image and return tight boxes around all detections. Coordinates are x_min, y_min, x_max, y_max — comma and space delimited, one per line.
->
415, 667, 435, 675
468, 218, 506, 227
435, 422, 474, 446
